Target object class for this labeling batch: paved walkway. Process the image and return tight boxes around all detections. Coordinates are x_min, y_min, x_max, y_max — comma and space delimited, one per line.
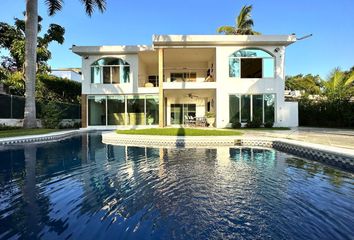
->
239, 127, 354, 150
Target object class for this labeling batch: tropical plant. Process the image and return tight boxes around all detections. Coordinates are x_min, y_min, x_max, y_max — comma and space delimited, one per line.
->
322, 68, 354, 102
285, 74, 322, 95
0, 14, 65, 72
23, 0, 106, 128
217, 5, 260, 35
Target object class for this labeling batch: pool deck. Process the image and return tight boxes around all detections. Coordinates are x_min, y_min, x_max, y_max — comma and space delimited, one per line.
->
0, 129, 81, 145
239, 127, 354, 150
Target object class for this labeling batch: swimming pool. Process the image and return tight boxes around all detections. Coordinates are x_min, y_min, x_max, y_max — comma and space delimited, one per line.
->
0, 132, 353, 239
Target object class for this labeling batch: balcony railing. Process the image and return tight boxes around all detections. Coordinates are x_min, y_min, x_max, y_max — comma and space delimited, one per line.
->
139, 67, 215, 87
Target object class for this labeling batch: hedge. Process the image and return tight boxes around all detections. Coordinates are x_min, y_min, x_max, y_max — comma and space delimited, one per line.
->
299, 99, 354, 128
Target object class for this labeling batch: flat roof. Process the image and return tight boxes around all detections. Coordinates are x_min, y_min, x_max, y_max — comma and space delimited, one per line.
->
153, 34, 297, 47
71, 34, 296, 55
71, 45, 153, 56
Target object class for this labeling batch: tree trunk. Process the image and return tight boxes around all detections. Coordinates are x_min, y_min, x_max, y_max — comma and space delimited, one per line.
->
23, 0, 38, 128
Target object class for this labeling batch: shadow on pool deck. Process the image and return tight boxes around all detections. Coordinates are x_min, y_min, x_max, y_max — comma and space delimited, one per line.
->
176, 128, 185, 148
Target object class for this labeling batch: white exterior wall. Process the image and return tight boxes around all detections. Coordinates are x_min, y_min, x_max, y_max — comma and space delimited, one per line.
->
74, 35, 298, 128
214, 45, 296, 128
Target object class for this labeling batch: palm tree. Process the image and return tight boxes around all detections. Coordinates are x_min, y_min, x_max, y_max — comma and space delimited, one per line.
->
23, 0, 106, 128
217, 5, 260, 35
323, 68, 354, 102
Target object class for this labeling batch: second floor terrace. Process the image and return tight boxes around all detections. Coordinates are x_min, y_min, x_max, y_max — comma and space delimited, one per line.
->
138, 48, 216, 89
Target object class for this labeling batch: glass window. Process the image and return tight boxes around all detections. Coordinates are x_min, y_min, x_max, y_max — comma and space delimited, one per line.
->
229, 58, 240, 77
91, 66, 100, 83
263, 58, 275, 78
88, 96, 106, 126
121, 66, 130, 83
171, 104, 183, 124
264, 94, 275, 123
112, 67, 120, 84
107, 96, 125, 125
103, 67, 111, 84
231, 49, 272, 58
241, 95, 250, 123
146, 95, 159, 125
252, 95, 263, 122
229, 48, 275, 78
229, 95, 240, 123
127, 96, 145, 125
184, 104, 196, 119
90, 58, 130, 84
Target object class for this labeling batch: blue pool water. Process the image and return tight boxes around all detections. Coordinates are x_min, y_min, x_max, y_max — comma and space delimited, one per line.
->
0, 132, 353, 240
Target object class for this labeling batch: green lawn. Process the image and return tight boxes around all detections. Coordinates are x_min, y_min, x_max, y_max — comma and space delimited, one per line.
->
237, 127, 291, 131
116, 128, 242, 136
0, 129, 63, 138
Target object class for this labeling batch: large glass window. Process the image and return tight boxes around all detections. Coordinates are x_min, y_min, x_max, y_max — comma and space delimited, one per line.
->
241, 95, 251, 122
107, 96, 125, 125
229, 48, 275, 78
252, 95, 263, 122
229, 94, 276, 124
112, 66, 120, 84
146, 95, 159, 125
127, 96, 145, 125
171, 104, 183, 124
88, 96, 106, 126
229, 95, 240, 123
91, 66, 100, 83
91, 57, 130, 84
103, 67, 111, 84
264, 94, 275, 123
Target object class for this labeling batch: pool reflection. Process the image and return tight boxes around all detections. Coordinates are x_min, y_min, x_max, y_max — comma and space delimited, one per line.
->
0, 132, 353, 240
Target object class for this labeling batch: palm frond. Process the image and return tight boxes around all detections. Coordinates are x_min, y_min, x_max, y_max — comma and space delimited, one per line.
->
237, 5, 253, 29
238, 19, 254, 30
45, 0, 63, 16
94, 0, 106, 13
344, 71, 354, 87
333, 69, 344, 89
217, 26, 235, 35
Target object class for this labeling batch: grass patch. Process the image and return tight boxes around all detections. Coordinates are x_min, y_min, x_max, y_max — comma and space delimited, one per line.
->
0, 129, 63, 138
238, 127, 291, 131
116, 128, 242, 136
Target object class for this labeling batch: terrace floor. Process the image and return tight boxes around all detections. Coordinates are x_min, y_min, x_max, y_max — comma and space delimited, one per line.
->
239, 127, 354, 150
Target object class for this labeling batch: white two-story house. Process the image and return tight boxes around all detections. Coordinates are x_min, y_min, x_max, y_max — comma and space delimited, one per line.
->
72, 34, 298, 129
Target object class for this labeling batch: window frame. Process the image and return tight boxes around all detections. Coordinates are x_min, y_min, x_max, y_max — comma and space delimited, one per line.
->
229, 93, 276, 124
87, 94, 159, 126
90, 58, 130, 84
229, 48, 276, 79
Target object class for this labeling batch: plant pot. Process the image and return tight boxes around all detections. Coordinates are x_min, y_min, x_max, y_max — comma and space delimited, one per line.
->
206, 117, 215, 127
147, 118, 154, 125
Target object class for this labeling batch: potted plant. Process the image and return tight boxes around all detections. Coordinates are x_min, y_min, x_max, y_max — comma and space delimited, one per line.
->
205, 112, 215, 127
147, 115, 154, 125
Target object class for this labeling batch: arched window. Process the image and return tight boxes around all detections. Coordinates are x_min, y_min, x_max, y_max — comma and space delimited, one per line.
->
91, 57, 130, 84
229, 48, 275, 78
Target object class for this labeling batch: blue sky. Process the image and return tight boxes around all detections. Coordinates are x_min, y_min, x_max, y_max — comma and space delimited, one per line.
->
0, 0, 353, 78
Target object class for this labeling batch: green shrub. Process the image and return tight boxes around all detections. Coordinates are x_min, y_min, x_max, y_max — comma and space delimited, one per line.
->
264, 121, 274, 128
246, 119, 262, 128
41, 101, 63, 128
231, 122, 242, 129
299, 98, 354, 128
0, 124, 21, 131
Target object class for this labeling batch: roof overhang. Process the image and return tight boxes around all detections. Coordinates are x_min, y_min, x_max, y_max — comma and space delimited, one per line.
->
153, 34, 297, 47
71, 45, 154, 56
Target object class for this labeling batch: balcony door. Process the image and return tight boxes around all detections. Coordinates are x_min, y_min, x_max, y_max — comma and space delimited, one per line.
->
170, 104, 196, 125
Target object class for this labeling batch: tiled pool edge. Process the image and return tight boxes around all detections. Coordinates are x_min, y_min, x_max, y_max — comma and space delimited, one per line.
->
102, 133, 354, 172
0, 130, 82, 145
